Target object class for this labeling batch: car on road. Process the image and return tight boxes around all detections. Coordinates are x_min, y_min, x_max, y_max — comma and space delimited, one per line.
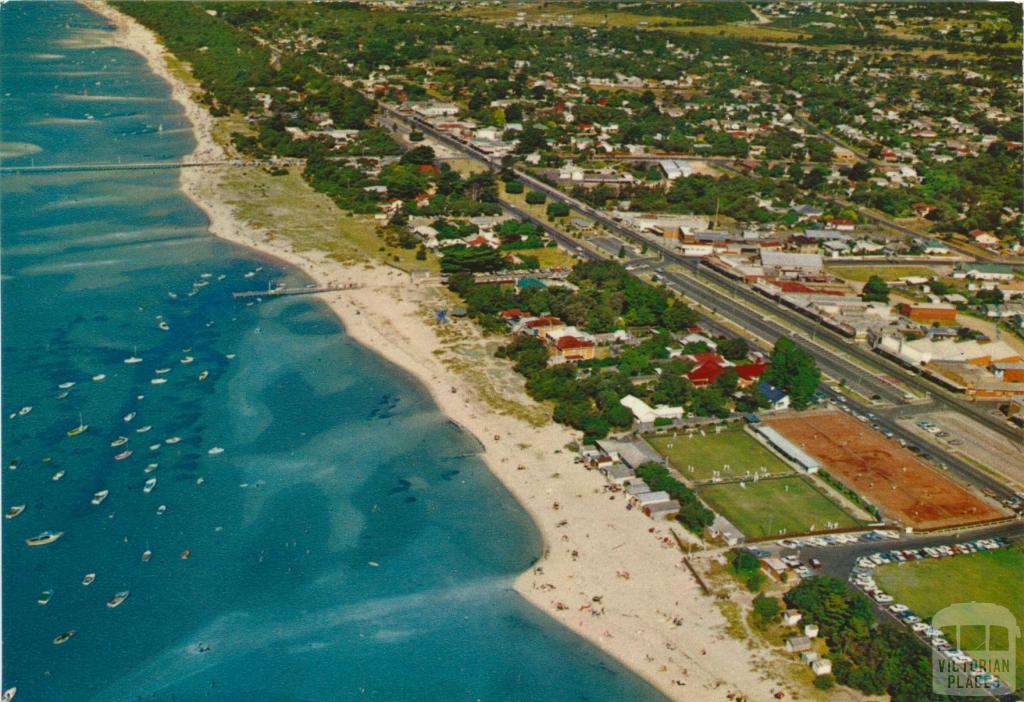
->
810, 558, 823, 569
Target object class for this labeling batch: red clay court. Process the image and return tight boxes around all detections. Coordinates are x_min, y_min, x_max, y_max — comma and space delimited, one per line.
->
766, 410, 1007, 530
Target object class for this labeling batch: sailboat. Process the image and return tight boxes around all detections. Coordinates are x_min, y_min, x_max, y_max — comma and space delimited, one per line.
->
123, 346, 143, 364
67, 413, 88, 437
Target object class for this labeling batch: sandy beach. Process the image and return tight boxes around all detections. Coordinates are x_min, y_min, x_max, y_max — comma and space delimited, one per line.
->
79, 2, 804, 698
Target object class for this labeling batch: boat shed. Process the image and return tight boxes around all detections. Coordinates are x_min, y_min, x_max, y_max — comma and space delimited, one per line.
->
754, 425, 821, 474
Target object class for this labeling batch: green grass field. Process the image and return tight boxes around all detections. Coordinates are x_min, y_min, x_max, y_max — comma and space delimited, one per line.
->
645, 425, 793, 483
875, 546, 1024, 688
698, 476, 861, 538
826, 264, 939, 283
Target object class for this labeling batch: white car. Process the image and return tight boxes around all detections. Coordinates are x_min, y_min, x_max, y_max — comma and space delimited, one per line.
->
889, 604, 909, 613
874, 593, 894, 604
911, 622, 930, 633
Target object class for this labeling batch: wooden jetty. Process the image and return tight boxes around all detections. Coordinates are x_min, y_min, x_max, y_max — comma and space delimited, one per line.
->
232, 283, 361, 300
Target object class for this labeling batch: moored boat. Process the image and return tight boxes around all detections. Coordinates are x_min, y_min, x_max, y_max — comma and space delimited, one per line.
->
154, 368, 170, 375
53, 630, 76, 645
158, 321, 169, 331
91, 490, 109, 506
5, 504, 25, 519
38, 589, 53, 605
180, 356, 194, 364
143, 477, 156, 493
106, 590, 130, 608
207, 447, 224, 456
92, 373, 106, 381
136, 425, 152, 433
142, 549, 152, 562
82, 573, 95, 586
110, 436, 128, 447
67, 413, 88, 437
165, 436, 181, 445
26, 530, 63, 547
114, 450, 132, 461
58, 381, 75, 390
51, 470, 65, 481
123, 412, 136, 422
180, 549, 191, 560
144, 463, 158, 474
198, 370, 209, 381
18, 406, 32, 416
150, 378, 167, 385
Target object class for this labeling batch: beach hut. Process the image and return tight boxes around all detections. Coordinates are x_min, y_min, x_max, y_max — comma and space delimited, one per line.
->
785, 636, 812, 653
782, 610, 803, 627
645, 500, 681, 520
604, 464, 635, 486
810, 659, 833, 676
634, 491, 672, 510
804, 623, 820, 638
625, 481, 651, 496
800, 651, 820, 665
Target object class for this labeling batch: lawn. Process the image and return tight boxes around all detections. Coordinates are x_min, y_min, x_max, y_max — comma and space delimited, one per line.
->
645, 424, 793, 483
875, 546, 1024, 688
827, 265, 939, 283
699, 476, 860, 538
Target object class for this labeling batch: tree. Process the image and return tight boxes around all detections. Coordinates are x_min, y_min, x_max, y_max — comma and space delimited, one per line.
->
753, 593, 782, 625
547, 201, 570, 218
525, 191, 547, 205
400, 145, 436, 165
515, 126, 548, 154
717, 337, 749, 361
439, 246, 506, 273
861, 275, 890, 303
408, 129, 425, 142
505, 180, 524, 194
763, 338, 821, 410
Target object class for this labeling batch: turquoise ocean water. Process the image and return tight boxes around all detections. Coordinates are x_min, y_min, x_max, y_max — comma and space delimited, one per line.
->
0, 3, 665, 701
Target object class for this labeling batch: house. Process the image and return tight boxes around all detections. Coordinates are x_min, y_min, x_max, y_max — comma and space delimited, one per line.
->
688, 360, 727, 387
896, 302, 957, 324
522, 316, 565, 339
810, 659, 833, 676
790, 204, 825, 220
735, 361, 769, 385
804, 624, 820, 638
969, 229, 1000, 247
922, 240, 950, 255
620, 395, 685, 424
826, 218, 855, 231
758, 383, 790, 410
552, 335, 596, 362
785, 636, 813, 653
782, 610, 803, 627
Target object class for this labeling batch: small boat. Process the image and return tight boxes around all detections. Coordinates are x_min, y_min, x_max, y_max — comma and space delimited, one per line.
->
18, 406, 32, 416
180, 356, 194, 364
56, 391, 70, 399
225, 353, 236, 359
142, 549, 152, 562
200, 273, 212, 279
51, 470, 65, 481
38, 589, 54, 605
154, 368, 171, 375
368, 561, 380, 568
82, 573, 95, 586
158, 322, 170, 331
5, 505, 25, 519
53, 630, 76, 645
123, 412, 136, 422
144, 463, 158, 474
8, 459, 17, 470
91, 490, 109, 506
143, 477, 156, 493
193, 280, 208, 288
114, 450, 132, 461
110, 436, 128, 447
26, 530, 63, 547
150, 378, 167, 385
136, 425, 152, 433
67, 413, 88, 436
165, 436, 181, 445
196, 477, 205, 485
168, 291, 177, 299
58, 381, 75, 390
3, 686, 16, 700
180, 549, 191, 560
148, 444, 160, 451
106, 590, 130, 608
123, 355, 143, 364
92, 373, 106, 381
198, 370, 209, 381
244, 271, 255, 279
207, 447, 224, 456
156, 504, 166, 515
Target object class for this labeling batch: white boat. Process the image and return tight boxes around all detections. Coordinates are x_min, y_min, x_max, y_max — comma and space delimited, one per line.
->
123, 349, 143, 364
58, 381, 75, 390
92, 373, 106, 381
158, 321, 170, 331
114, 450, 132, 461
91, 490, 109, 506
196, 477, 205, 485
180, 356, 194, 364
198, 370, 209, 381
136, 425, 152, 434
110, 436, 128, 447
142, 549, 152, 562
200, 272, 212, 279
51, 470, 65, 481
207, 447, 224, 456
106, 590, 130, 608
18, 406, 32, 416
244, 271, 255, 278
150, 378, 167, 385
53, 630, 75, 646
156, 504, 166, 515
3, 686, 17, 700
56, 391, 70, 399
154, 368, 171, 375
149, 444, 161, 451
5, 504, 26, 519
165, 436, 181, 445
123, 412, 136, 422
167, 291, 177, 299
225, 353, 236, 359
143, 477, 156, 493
38, 589, 54, 605
144, 463, 158, 474
25, 530, 63, 547
82, 573, 95, 586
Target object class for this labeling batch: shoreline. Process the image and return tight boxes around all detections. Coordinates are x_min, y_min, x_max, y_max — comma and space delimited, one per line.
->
78, 2, 797, 699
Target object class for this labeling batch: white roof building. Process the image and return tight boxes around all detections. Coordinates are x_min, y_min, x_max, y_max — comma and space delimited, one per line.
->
620, 395, 684, 424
